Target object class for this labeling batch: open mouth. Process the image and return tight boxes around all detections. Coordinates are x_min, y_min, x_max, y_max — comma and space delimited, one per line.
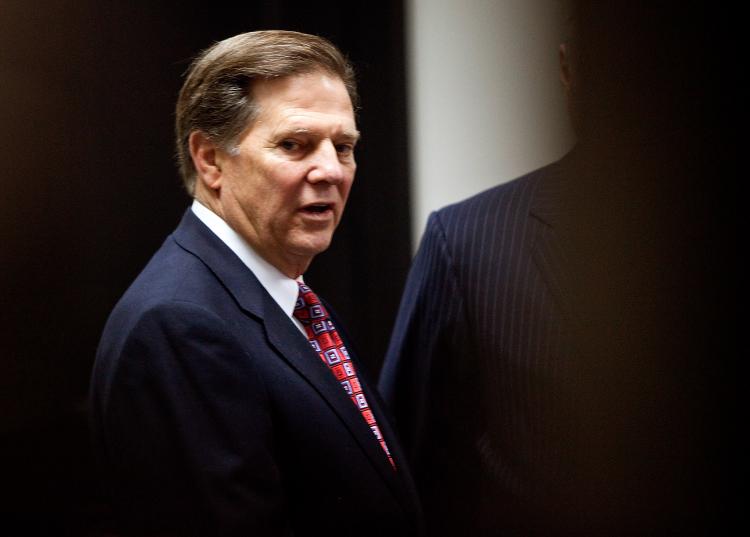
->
301, 203, 332, 214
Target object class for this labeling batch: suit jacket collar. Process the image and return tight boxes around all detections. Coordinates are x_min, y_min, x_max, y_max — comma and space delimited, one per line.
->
528, 151, 574, 228
170, 209, 418, 515
528, 154, 575, 319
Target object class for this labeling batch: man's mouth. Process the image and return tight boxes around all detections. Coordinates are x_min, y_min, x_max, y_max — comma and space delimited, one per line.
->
301, 203, 333, 214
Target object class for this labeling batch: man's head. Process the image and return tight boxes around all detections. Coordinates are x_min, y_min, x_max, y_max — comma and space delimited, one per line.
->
176, 30, 358, 194
176, 31, 359, 278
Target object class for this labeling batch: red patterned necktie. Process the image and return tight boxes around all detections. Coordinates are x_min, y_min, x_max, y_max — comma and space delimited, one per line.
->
293, 282, 395, 470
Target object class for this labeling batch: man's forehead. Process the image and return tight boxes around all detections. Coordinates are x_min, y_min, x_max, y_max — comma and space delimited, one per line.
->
243, 72, 355, 142
263, 108, 358, 138
250, 71, 351, 103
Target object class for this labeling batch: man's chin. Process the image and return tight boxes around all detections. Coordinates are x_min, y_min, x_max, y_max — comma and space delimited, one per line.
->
288, 234, 334, 260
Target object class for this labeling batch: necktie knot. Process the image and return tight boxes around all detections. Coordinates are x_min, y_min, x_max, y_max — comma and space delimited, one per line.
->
293, 282, 328, 325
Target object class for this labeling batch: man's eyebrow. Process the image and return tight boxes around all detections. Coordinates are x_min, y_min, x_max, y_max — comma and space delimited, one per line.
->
282, 127, 361, 141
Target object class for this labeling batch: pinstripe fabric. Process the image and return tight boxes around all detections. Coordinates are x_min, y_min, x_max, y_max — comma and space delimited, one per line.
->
380, 159, 574, 535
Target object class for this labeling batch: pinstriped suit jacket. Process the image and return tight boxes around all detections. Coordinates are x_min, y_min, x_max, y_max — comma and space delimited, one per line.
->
380, 158, 576, 535
380, 144, 731, 536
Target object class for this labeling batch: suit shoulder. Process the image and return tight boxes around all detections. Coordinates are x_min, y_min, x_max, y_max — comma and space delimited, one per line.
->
99, 237, 235, 346
425, 162, 560, 250
98, 282, 229, 362
117, 234, 235, 311
433, 160, 562, 231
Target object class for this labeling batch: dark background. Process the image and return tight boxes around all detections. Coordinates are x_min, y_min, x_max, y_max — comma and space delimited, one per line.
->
1, 1, 739, 535
1, 1, 410, 534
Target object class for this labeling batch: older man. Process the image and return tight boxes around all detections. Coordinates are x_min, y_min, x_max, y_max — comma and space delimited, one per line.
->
90, 31, 420, 536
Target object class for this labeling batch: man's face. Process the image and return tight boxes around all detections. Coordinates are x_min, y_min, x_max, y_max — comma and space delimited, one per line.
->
214, 70, 358, 277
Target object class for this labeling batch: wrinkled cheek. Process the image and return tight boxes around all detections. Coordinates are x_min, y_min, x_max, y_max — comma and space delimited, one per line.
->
270, 210, 301, 236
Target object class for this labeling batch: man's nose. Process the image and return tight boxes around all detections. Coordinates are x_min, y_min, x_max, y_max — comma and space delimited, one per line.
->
307, 141, 349, 184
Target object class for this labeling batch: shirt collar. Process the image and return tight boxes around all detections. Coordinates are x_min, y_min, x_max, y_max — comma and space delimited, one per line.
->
190, 199, 302, 320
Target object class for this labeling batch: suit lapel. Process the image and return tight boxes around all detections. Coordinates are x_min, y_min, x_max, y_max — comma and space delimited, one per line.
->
325, 306, 422, 515
171, 210, 409, 500
263, 304, 416, 505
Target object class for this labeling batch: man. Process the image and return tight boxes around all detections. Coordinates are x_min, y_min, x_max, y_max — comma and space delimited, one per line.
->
380, 3, 727, 535
90, 30, 421, 536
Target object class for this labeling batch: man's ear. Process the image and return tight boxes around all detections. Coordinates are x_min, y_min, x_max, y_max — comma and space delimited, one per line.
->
189, 131, 223, 191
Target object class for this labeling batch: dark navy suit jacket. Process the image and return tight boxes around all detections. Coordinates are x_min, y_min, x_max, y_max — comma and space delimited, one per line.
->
91, 209, 421, 536
380, 150, 727, 536
379, 159, 577, 536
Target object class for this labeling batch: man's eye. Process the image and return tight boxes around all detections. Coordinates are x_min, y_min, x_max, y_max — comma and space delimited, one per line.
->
280, 140, 300, 151
336, 144, 354, 155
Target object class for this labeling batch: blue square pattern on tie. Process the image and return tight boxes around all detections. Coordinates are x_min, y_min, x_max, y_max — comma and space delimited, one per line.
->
341, 380, 353, 395
324, 349, 341, 365
354, 393, 368, 409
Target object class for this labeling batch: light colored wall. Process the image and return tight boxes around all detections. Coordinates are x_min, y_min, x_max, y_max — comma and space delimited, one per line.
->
406, 0, 575, 245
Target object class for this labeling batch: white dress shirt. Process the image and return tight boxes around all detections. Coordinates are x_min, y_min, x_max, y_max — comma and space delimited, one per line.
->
191, 199, 306, 334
